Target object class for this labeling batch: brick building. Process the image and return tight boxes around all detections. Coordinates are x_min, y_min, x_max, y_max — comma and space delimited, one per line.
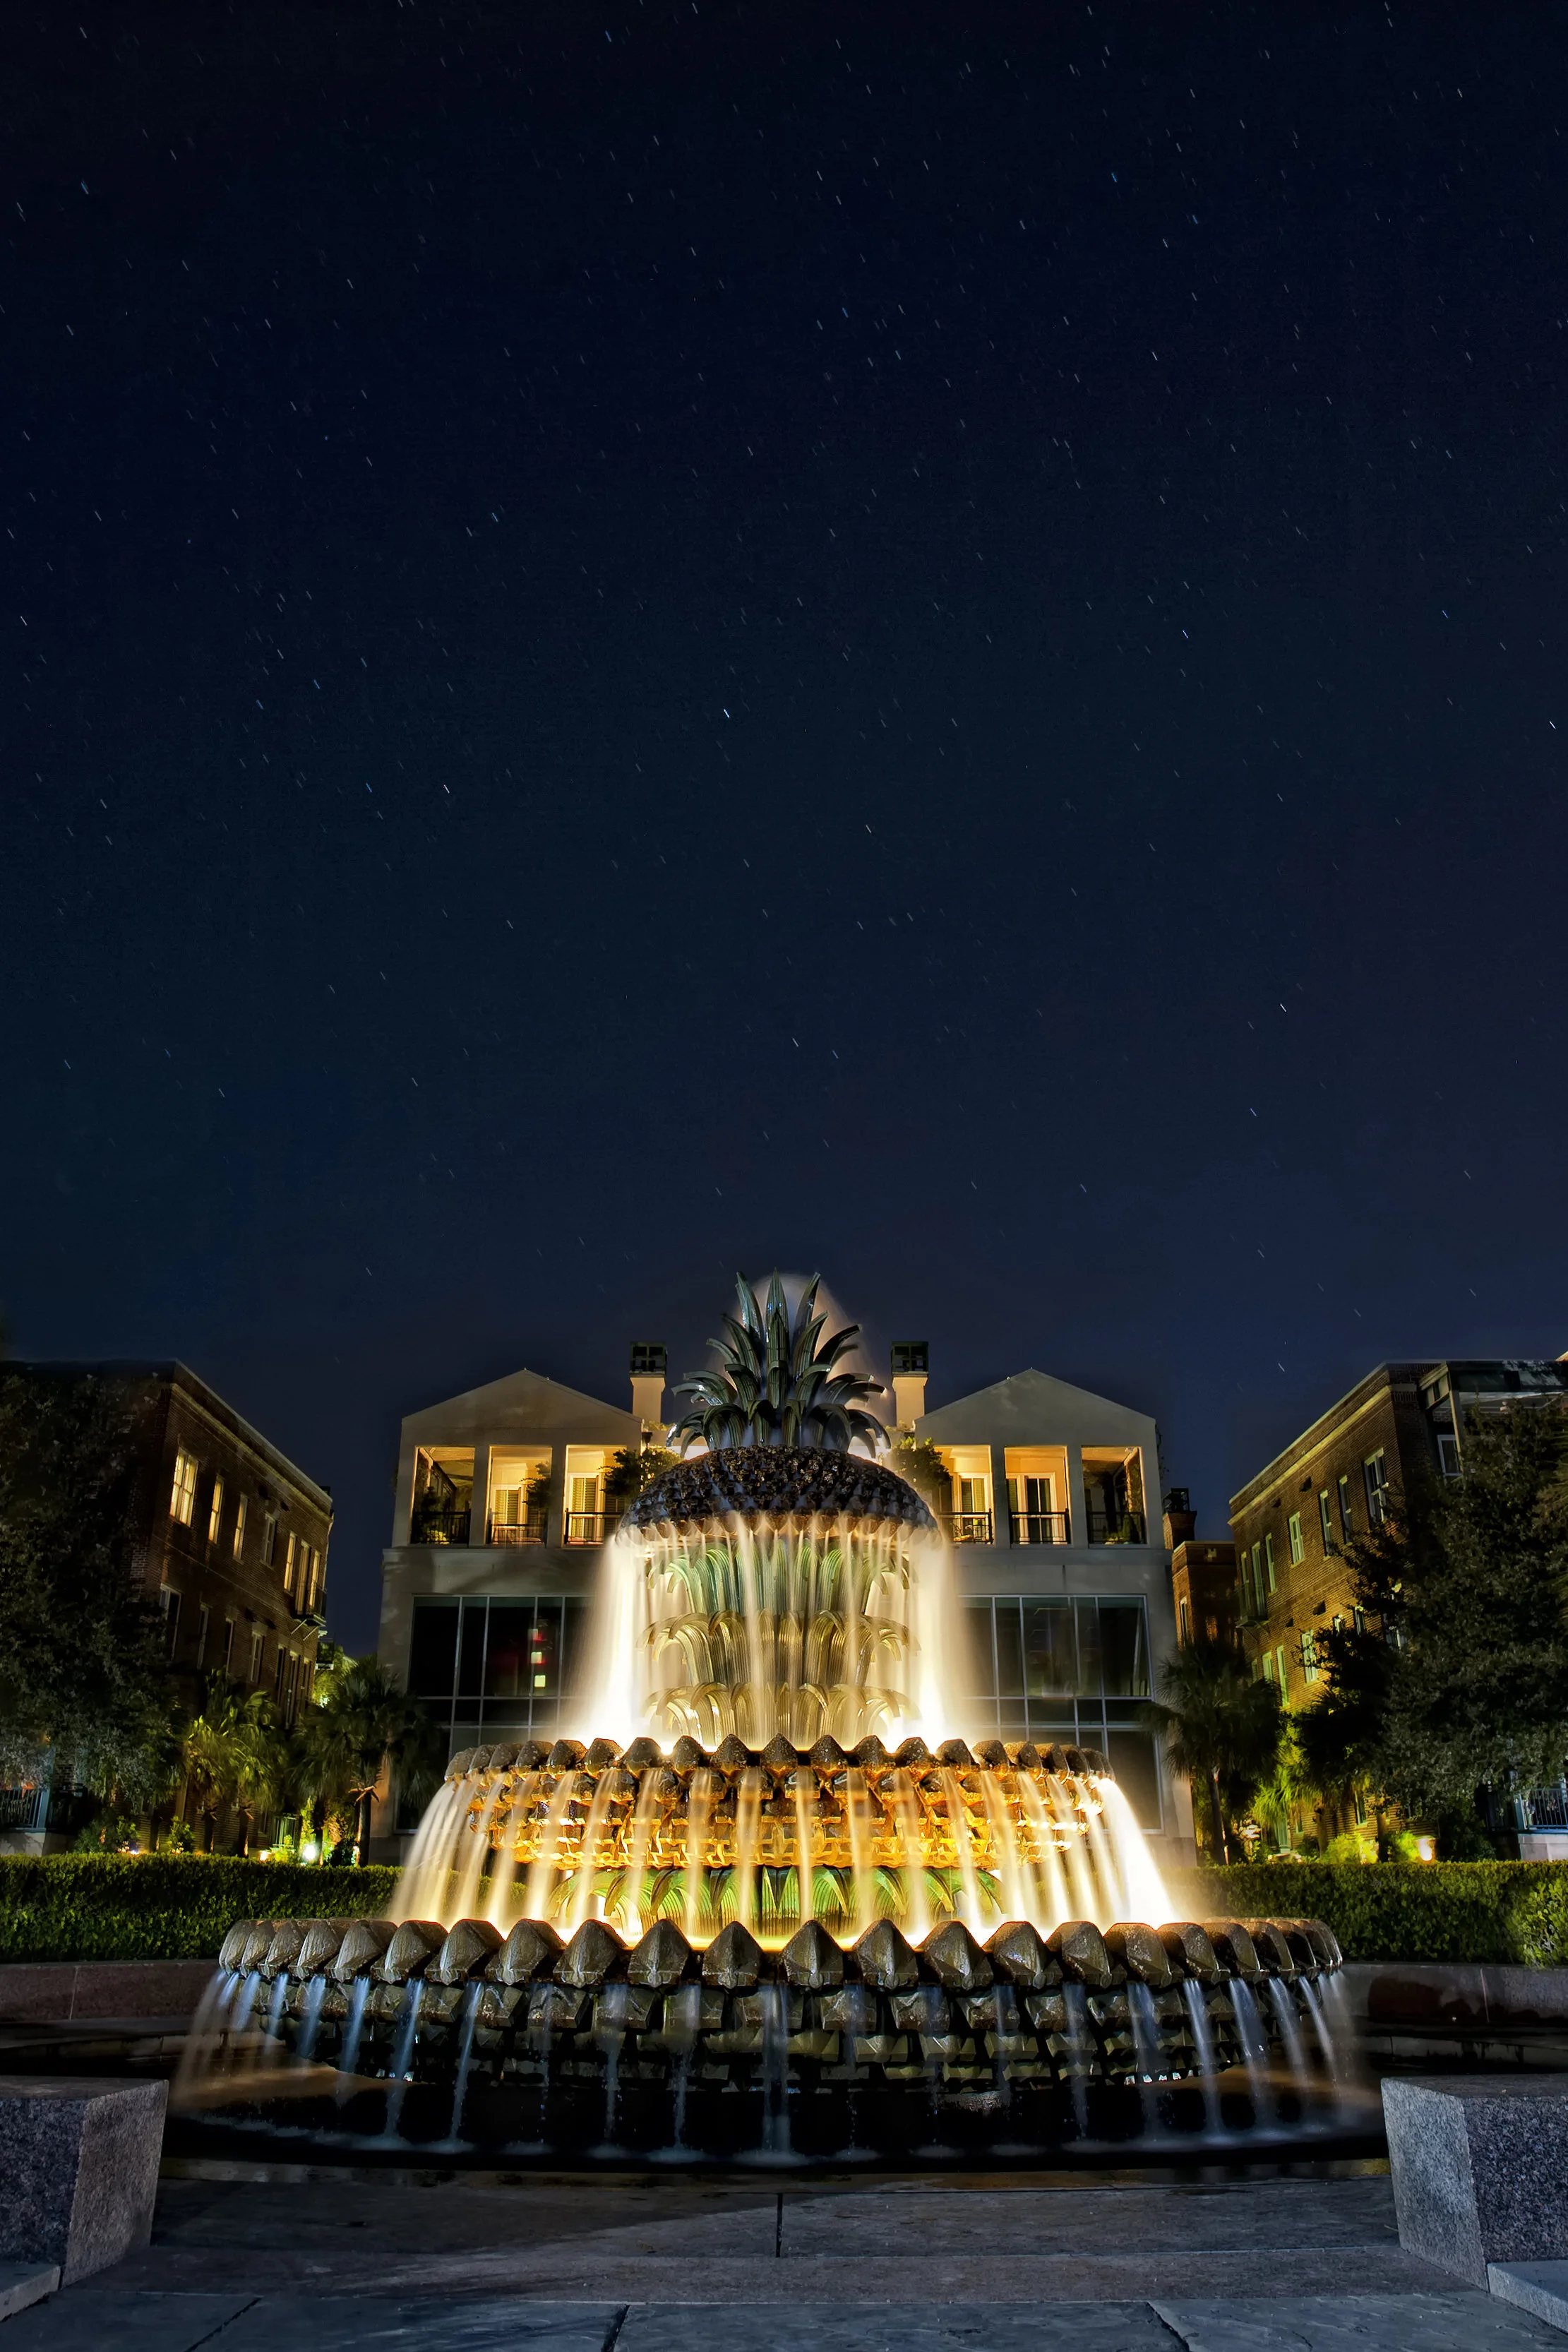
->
6, 1359, 331, 1720
1229, 1358, 1568, 1715
1169, 1538, 1240, 1651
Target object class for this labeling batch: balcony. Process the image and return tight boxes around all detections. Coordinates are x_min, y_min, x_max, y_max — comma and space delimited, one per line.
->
565, 1510, 622, 1547
410, 1506, 471, 1546
488, 1512, 549, 1547
943, 1511, 993, 1546
1087, 1509, 1148, 1545
1009, 1510, 1070, 1546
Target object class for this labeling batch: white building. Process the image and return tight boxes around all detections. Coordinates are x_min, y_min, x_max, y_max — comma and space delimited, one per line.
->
376, 1342, 1195, 1868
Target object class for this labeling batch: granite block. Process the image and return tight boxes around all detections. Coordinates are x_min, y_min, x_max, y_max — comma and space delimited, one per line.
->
619, 2304, 1176, 2352
1490, 2261, 1568, 2333
3, 2289, 256, 2349
1385, 2077, 1568, 2286
0, 2264, 59, 2322
1154, 2292, 1567, 2348
208, 2297, 626, 2351
0, 1962, 214, 2023
0, 2077, 167, 2282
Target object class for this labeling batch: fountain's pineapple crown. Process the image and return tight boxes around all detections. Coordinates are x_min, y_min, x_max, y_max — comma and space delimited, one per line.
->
669, 1270, 886, 1455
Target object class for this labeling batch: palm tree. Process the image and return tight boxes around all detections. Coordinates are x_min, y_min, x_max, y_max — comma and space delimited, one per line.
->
181, 1677, 279, 1851
1145, 1642, 1283, 1863
297, 1656, 442, 1863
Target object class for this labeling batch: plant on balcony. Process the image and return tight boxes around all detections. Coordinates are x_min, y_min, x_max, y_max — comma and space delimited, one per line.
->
890, 1436, 952, 1511
602, 1445, 676, 1505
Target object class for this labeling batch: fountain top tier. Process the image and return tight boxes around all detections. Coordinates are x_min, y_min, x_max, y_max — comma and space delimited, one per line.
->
443, 1731, 1112, 1781
626, 1444, 937, 1534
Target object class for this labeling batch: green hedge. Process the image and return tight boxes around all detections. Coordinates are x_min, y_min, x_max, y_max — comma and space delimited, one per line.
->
0, 1855, 402, 1964
1168, 1861, 1568, 1967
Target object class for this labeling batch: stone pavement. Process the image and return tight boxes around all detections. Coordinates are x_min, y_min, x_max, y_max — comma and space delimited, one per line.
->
6, 2164, 1568, 2349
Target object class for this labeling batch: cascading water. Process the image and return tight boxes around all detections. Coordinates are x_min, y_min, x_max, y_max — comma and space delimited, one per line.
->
174, 1271, 1365, 2161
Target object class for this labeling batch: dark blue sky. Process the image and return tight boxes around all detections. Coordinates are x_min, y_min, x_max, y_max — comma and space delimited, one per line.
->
5, 1, 1564, 1650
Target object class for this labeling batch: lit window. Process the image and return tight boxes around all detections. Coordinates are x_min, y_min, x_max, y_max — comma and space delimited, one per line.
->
1178, 1596, 1190, 1644
1338, 1473, 1354, 1542
1318, 1489, 1334, 1554
1264, 1530, 1276, 1593
170, 1450, 198, 1527
208, 1476, 224, 1546
1288, 1511, 1304, 1565
1364, 1450, 1390, 1526
232, 1495, 247, 1559
284, 1532, 297, 1599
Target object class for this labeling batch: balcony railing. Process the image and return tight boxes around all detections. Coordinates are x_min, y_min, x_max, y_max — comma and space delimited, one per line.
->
943, 1511, 993, 1546
565, 1510, 622, 1547
411, 1507, 471, 1546
488, 1512, 549, 1546
1009, 1510, 1070, 1546
1087, 1509, 1147, 1545
1516, 1784, 1568, 1832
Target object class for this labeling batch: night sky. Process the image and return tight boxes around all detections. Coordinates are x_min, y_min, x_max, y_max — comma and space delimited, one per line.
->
6, 3, 1565, 1651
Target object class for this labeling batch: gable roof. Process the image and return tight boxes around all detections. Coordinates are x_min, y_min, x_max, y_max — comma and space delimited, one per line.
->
917, 1366, 1156, 1443
402, 1363, 640, 1444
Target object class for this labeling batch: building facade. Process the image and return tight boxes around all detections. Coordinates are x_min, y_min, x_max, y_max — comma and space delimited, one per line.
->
1169, 1536, 1240, 1652
377, 1345, 1195, 1869
1, 1361, 332, 1848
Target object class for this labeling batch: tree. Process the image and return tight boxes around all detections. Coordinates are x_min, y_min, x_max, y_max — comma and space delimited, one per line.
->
1312, 1405, 1568, 1830
1146, 1640, 1283, 1863
890, 1437, 952, 1511
297, 1656, 443, 1862
181, 1676, 282, 1851
0, 1371, 179, 1812
602, 1445, 676, 1505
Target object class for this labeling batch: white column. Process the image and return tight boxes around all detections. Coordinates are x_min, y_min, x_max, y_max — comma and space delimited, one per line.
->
470, 1443, 492, 1551
989, 1444, 1012, 1551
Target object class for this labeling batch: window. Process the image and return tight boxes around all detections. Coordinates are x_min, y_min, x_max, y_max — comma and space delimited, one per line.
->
284, 1532, 298, 1599
1437, 1433, 1460, 1479
1250, 1541, 1264, 1611
170, 1450, 198, 1527
274, 1647, 287, 1702
1337, 1473, 1354, 1542
249, 1630, 264, 1684
1264, 1530, 1276, 1593
208, 1476, 224, 1546
161, 1587, 181, 1658
1318, 1488, 1334, 1554
1420, 1369, 1451, 1409
1275, 1644, 1288, 1696
1364, 1450, 1390, 1527
261, 1514, 277, 1567
1178, 1596, 1190, 1644
1288, 1511, 1304, 1565
1300, 1630, 1318, 1685
222, 1618, 235, 1675
306, 1548, 323, 1611
1353, 1606, 1366, 1636
232, 1493, 248, 1560
196, 1604, 210, 1669
1262, 1650, 1275, 1683
960, 1595, 1159, 1822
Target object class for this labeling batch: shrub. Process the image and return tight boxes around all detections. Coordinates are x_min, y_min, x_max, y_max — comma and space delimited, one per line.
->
0, 1853, 402, 1963
1164, 1860, 1568, 1966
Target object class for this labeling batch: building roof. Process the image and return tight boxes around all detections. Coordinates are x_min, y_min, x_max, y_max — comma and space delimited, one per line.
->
917, 1366, 1157, 1444
5, 1359, 333, 1514
400, 1361, 640, 1445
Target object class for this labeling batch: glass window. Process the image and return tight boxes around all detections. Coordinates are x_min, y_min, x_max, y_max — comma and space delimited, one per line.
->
1437, 1433, 1460, 1479
484, 1604, 538, 1699
1300, 1630, 1318, 1685
208, 1477, 224, 1546
1103, 1731, 1161, 1831
222, 1618, 235, 1674
1288, 1511, 1304, 1565
170, 1450, 198, 1527
1250, 1542, 1264, 1608
1338, 1473, 1354, 1541
1318, 1489, 1333, 1554
1178, 1596, 1190, 1644
457, 1601, 489, 1697
1276, 1643, 1288, 1696
262, 1514, 277, 1566
1098, 1602, 1147, 1697
993, 1601, 1024, 1698
1024, 1602, 1075, 1696
162, 1587, 181, 1657
249, 1630, 264, 1683
1364, 1450, 1390, 1526
196, 1603, 209, 1669
1264, 1530, 1276, 1592
233, 1494, 248, 1560
284, 1532, 298, 1599
1262, 1649, 1274, 1683
408, 1602, 460, 1698
964, 1602, 998, 1697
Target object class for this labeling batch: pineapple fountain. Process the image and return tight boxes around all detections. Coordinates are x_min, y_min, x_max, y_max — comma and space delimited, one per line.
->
179, 1275, 1357, 2160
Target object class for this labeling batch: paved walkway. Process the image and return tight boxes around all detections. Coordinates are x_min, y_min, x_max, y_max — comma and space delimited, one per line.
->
8, 2166, 1568, 2349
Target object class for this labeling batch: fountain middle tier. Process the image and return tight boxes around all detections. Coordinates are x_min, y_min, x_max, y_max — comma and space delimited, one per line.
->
393, 1729, 1172, 1944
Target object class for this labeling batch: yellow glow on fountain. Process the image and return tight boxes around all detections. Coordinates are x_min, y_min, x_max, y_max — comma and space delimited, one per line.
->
393, 1272, 1171, 1945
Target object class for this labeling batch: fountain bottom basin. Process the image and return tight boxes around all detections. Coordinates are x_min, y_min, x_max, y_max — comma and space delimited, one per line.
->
176, 1909, 1365, 2166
